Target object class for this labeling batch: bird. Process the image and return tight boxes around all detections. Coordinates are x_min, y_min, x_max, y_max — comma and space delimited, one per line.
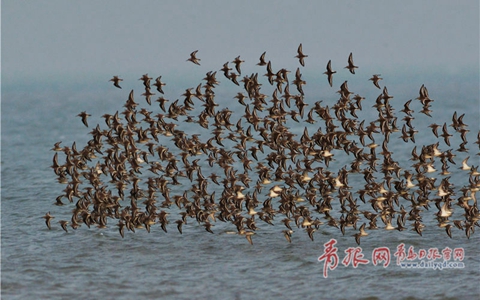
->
283, 230, 293, 243
428, 123, 441, 138
460, 156, 470, 170
353, 223, 368, 245
54, 195, 64, 206
295, 43, 307, 67
306, 227, 316, 241
323, 60, 336, 87
239, 230, 255, 245
43, 212, 54, 230
400, 99, 414, 116
232, 56, 244, 74
142, 88, 155, 105
257, 51, 267, 66
264, 61, 275, 85
51, 141, 63, 152
139, 74, 152, 88
438, 201, 453, 219
441, 123, 452, 146
282, 218, 293, 230
369, 74, 382, 89
109, 76, 123, 88
204, 222, 214, 234
77, 111, 91, 127
117, 221, 125, 238
153, 76, 166, 94
345, 52, 358, 74
221, 62, 232, 79
175, 220, 184, 234
445, 224, 453, 238
59, 220, 69, 232
187, 50, 201, 65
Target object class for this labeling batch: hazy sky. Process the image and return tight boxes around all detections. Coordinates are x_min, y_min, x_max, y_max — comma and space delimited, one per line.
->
2, 1, 479, 87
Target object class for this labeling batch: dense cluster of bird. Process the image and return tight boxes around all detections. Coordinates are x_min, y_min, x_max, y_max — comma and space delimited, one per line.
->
46, 45, 480, 245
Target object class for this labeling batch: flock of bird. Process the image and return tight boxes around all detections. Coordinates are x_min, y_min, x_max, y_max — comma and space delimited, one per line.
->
45, 44, 480, 245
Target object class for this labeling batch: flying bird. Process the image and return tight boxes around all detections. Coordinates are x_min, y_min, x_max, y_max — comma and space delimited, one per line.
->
153, 76, 166, 94
139, 74, 152, 88
369, 74, 382, 89
109, 76, 123, 88
323, 60, 336, 87
233, 56, 244, 74
42, 212, 54, 230
187, 50, 201, 65
59, 220, 69, 233
77, 111, 91, 127
257, 51, 267, 66
345, 52, 358, 74
295, 43, 308, 67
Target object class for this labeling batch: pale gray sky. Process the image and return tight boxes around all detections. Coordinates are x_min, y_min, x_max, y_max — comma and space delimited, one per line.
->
2, 1, 479, 87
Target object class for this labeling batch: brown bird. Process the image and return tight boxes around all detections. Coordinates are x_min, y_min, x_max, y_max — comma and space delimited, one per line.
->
54, 195, 64, 206
323, 60, 336, 87
204, 222, 214, 234
156, 97, 169, 112
445, 224, 453, 239
187, 50, 201, 65
400, 99, 414, 116
51, 141, 63, 152
345, 52, 358, 74
175, 220, 184, 234
429, 123, 441, 138
257, 51, 267, 66
306, 227, 316, 241
109, 76, 123, 88
282, 218, 293, 230
353, 223, 368, 245
43, 212, 54, 230
441, 123, 452, 146
142, 88, 155, 105
139, 74, 152, 88
59, 220, 69, 232
117, 221, 125, 238
369, 74, 382, 89
233, 56, 244, 74
221, 62, 232, 79
239, 230, 255, 245
153, 76, 166, 94
293, 68, 306, 95
77, 111, 91, 127
264, 61, 275, 85
295, 43, 307, 67
283, 230, 293, 243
